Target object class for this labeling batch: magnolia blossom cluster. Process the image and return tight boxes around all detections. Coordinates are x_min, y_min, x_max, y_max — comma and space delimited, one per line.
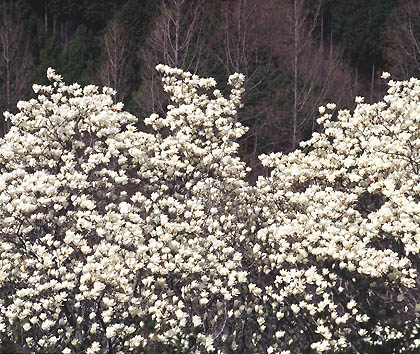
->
0, 66, 254, 353
255, 74, 420, 353
0, 66, 419, 353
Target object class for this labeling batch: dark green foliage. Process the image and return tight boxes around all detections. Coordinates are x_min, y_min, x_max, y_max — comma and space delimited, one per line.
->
119, 0, 160, 47
80, 0, 116, 30
56, 24, 99, 85
33, 33, 62, 86
118, 0, 160, 117
323, 0, 400, 73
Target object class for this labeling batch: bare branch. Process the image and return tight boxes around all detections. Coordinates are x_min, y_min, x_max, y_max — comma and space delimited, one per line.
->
136, 0, 209, 117
0, 10, 33, 135
96, 17, 131, 103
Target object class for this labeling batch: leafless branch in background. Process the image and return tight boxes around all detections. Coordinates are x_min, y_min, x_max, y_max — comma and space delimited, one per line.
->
0, 11, 32, 136
136, 0, 208, 117
96, 17, 131, 103
269, 0, 352, 151
215, 0, 267, 90
384, 0, 420, 80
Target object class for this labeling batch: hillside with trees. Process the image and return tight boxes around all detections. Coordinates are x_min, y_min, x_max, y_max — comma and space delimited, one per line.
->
1, 0, 418, 178
1, 1, 420, 353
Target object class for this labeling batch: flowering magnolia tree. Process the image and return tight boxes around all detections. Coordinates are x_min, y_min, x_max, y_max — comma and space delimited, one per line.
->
255, 75, 420, 353
0, 67, 419, 353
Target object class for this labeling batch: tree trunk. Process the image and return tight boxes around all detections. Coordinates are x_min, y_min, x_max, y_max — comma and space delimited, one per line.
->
0, 12, 32, 135
370, 63, 375, 103
44, 4, 48, 32
292, 0, 299, 151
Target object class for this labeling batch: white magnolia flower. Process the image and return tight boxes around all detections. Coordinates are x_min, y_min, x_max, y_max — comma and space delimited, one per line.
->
1, 66, 419, 354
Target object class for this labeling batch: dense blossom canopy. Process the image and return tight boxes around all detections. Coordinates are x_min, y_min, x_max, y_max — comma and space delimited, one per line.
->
257, 75, 420, 353
0, 67, 419, 353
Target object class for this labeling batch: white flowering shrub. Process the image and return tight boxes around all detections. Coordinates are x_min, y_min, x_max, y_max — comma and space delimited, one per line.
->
0, 67, 419, 353
255, 75, 420, 353
0, 66, 255, 353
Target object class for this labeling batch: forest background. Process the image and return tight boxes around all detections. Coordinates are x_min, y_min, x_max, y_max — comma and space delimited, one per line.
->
1, 0, 419, 180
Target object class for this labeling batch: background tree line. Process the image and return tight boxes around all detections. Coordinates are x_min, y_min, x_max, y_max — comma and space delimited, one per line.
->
0, 0, 419, 179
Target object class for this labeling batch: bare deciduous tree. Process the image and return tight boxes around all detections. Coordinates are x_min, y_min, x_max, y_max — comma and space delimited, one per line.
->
96, 17, 131, 103
136, 0, 208, 117
384, 0, 420, 80
0, 11, 32, 135
210, 0, 285, 178
214, 0, 268, 91
269, 0, 352, 151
